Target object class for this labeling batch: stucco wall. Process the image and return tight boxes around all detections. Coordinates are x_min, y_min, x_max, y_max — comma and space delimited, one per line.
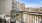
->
0, 0, 12, 15
0, 0, 5, 15
4, 0, 12, 15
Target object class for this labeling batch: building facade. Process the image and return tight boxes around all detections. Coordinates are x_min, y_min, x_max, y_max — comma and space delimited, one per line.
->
0, 0, 5, 15
25, 8, 42, 23
18, 3, 25, 11
0, 0, 19, 15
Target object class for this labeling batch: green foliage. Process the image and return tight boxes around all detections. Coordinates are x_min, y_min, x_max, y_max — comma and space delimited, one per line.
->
13, 13, 20, 17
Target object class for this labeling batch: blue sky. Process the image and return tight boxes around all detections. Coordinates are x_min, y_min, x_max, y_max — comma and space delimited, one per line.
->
17, 0, 42, 8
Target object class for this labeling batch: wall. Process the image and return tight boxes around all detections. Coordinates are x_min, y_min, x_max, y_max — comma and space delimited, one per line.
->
21, 3, 25, 11
19, 3, 25, 11
23, 13, 28, 23
0, 0, 1, 14
0, 0, 5, 15
27, 15, 41, 23
0, 0, 12, 15
4, 0, 12, 15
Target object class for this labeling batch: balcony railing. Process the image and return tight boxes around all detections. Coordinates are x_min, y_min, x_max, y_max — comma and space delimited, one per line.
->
29, 11, 42, 16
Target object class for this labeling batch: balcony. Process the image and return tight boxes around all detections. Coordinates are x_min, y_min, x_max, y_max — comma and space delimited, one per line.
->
29, 11, 42, 16
39, 14, 42, 15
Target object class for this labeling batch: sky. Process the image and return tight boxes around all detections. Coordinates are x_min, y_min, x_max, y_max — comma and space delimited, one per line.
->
17, 0, 42, 8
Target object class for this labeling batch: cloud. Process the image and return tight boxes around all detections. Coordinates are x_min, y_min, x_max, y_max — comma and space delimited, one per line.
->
25, 4, 38, 7
25, 3, 42, 8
